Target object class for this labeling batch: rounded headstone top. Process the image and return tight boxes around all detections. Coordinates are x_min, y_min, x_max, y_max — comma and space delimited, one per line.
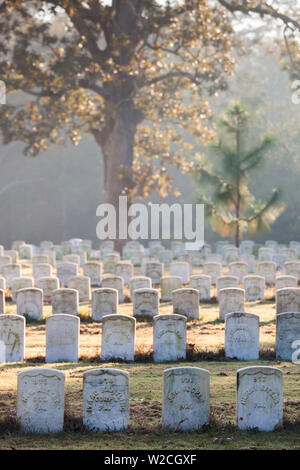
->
153, 314, 187, 323
83, 368, 129, 379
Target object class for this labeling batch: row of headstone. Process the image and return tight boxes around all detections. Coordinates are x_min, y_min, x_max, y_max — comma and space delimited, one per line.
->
1, 310, 299, 364
15, 365, 283, 433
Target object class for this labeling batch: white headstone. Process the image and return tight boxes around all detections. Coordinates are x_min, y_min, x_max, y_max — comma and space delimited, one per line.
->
133, 288, 159, 319
160, 276, 181, 302
92, 288, 118, 322
57, 262, 78, 287
229, 261, 248, 283
276, 312, 300, 361
36, 277, 59, 303
130, 276, 152, 299
17, 368, 65, 433
225, 312, 259, 360
0, 256, 12, 274
83, 368, 129, 432
172, 288, 199, 320
203, 262, 222, 285
102, 276, 124, 303
2, 263, 22, 287
170, 262, 190, 284
32, 263, 52, 282
103, 253, 120, 273
11, 277, 34, 302
190, 275, 211, 301
115, 262, 133, 285
46, 314, 79, 363
16, 288, 43, 320
67, 275, 91, 302
216, 276, 238, 298
145, 261, 164, 284
32, 254, 49, 265
243, 275, 265, 301
276, 287, 300, 315
162, 367, 210, 431
237, 366, 283, 431
101, 314, 135, 361
52, 288, 79, 316
19, 244, 32, 260
83, 262, 102, 287
0, 314, 25, 362
275, 275, 297, 290
283, 261, 300, 282
153, 314, 186, 362
257, 261, 276, 285
219, 287, 245, 321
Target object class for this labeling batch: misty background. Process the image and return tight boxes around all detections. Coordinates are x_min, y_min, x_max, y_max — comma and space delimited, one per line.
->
0, 47, 299, 248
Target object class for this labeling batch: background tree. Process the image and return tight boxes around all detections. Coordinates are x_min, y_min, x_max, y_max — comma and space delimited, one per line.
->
194, 103, 284, 247
1, 0, 299, 203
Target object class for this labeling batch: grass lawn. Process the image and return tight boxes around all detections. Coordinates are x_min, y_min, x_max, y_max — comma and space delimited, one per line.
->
0, 262, 299, 449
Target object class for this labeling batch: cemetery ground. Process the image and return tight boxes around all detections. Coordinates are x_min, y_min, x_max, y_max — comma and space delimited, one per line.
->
0, 263, 300, 449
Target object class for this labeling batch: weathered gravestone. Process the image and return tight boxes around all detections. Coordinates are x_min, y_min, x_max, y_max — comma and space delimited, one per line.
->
101, 276, 124, 303
92, 288, 118, 321
145, 261, 164, 285
101, 314, 135, 361
83, 368, 129, 432
172, 288, 199, 320
257, 261, 276, 285
130, 276, 152, 299
115, 261, 133, 285
258, 247, 274, 262
83, 262, 102, 287
40, 241, 54, 252
46, 314, 79, 363
223, 246, 239, 265
2, 263, 21, 287
0, 256, 12, 274
219, 287, 245, 321
16, 288, 43, 320
170, 262, 190, 285
11, 277, 34, 302
225, 312, 259, 360
190, 275, 211, 301
32, 254, 49, 265
17, 368, 65, 433
243, 275, 265, 301
57, 262, 78, 287
276, 312, 300, 361
52, 288, 79, 316
0, 314, 25, 362
19, 244, 32, 260
103, 253, 120, 274
162, 367, 210, 431
160, 276, 181, 302
283, 261, 300, 282
153, 314, 186, 362
67, 275, 91, 302
203, 262, 221, 286
36, 277, 59, 303
276, 287, 300, 315
4, 250, 18, 263
216, 276, 238, 298
240, 254, 255, 273
229, 262, 248, 283
133, 288, 159, 319
275, 275, 297, 290
63, 254, 81, 266
32, 263, 52, 282
236, 366, 283, 431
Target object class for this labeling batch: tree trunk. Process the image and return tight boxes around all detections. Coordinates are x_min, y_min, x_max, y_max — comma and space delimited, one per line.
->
95, 99, 143, 252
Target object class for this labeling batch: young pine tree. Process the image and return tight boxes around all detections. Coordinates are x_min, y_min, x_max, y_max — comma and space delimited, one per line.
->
194, 103, 284, 247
